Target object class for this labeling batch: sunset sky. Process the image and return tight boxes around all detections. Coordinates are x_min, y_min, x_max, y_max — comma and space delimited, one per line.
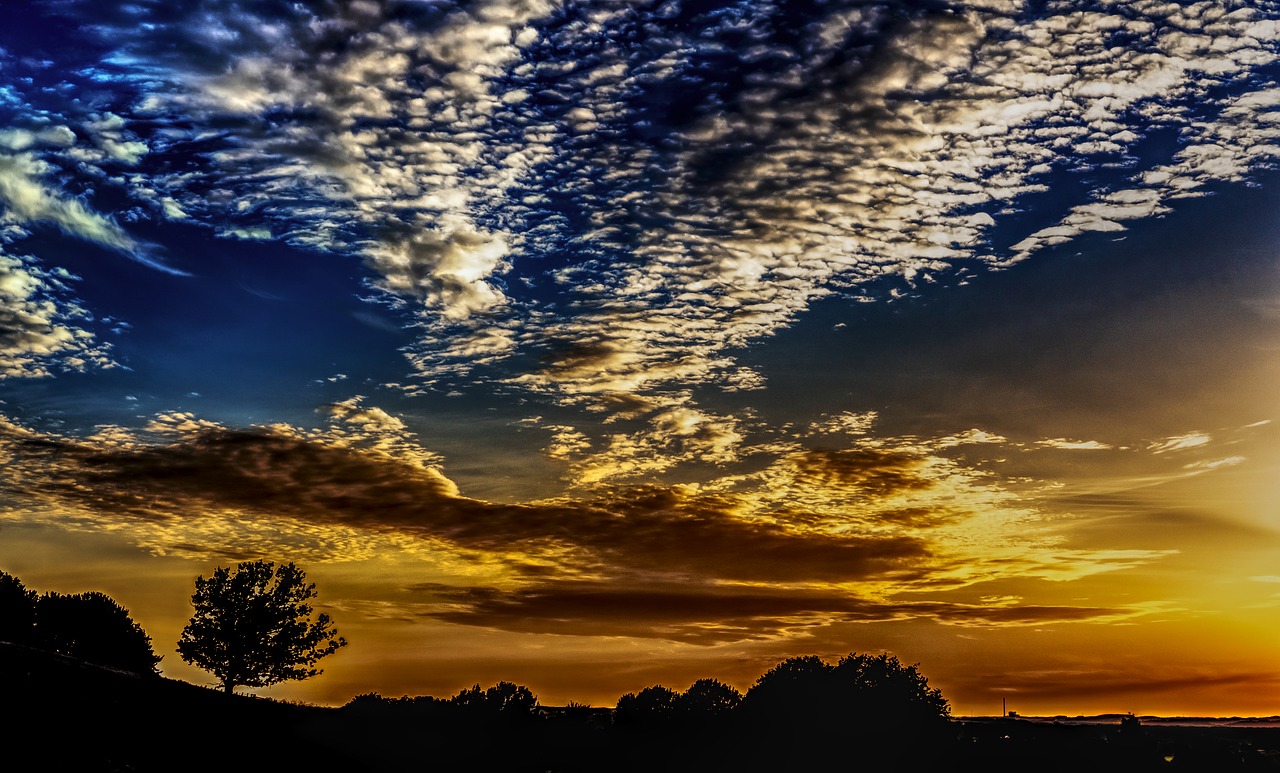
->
1, 0, 1278, 716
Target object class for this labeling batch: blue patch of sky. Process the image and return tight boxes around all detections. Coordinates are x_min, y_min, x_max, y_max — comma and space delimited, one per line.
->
0, 222, 414, 434
722, 169, 1280, 441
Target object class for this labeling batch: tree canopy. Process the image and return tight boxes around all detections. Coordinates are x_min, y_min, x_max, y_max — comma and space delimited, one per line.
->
0, 570, 36, 645
740, 652, 950, 737
1, 571, 160, 675
35, 591, 162, 675
177, 560, 346, 693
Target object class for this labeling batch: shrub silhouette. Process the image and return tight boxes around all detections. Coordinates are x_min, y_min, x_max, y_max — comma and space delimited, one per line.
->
34, 591, 161, 675
177, 560, 345, 693
0, 570, 36, 645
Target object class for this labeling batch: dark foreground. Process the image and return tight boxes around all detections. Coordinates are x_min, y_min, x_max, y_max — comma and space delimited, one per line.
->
3, 642, 1279, 772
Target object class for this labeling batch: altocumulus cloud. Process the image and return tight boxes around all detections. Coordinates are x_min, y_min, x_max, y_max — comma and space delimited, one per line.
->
5, 0, 1280, 407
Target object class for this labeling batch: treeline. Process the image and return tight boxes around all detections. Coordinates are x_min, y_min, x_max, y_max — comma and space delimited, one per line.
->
346, 652, 949, 731
338, 653, 954, 771
0, 570, 161, 675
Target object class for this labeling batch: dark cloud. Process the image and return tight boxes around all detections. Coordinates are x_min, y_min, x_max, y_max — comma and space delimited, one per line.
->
405, 580, 1123, 644
0, 421, 926, 584
792, 448, 932, 495
951, 669, 1279, 701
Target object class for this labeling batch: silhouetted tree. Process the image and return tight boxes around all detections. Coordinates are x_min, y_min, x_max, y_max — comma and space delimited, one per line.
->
451, 681, 540, 722
177, 560, 345, 693
0, 570, 36, 645
734, 653, 951, 769
678, 677, 742, 723
34, 591, 161, 675
741, 654, 834, 718
615, 685, 680, 726
833, 652, 950, 729
741, 652, 949, 736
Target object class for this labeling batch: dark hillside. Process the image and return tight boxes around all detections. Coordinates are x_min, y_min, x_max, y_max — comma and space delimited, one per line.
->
0, 641, 355, 772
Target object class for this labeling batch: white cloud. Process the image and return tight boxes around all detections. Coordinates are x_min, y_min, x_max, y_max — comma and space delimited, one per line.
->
24, 0, 1280, 418
0, 153, 136, 253
1150, 432, 1212, 454
1037, 438, 1115, 451
1182, 455, 1246, 472
0, 244, 114, 379
812, 411, 880, 436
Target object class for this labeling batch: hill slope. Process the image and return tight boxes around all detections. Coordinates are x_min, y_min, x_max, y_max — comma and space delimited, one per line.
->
0, 641, 354, 772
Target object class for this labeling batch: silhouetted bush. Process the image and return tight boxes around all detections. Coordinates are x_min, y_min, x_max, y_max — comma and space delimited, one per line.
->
35, 591, 161, 675
0, 570, 36, 645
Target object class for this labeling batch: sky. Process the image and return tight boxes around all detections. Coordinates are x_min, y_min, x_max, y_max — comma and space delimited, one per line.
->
0, 0, 1278, 717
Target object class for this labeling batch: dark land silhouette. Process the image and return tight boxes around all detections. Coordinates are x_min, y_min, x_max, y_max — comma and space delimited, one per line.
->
4, 568, 1280, 771
7, 640, 1280, 773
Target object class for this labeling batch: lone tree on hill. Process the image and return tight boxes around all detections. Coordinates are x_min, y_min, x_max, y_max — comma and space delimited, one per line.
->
177, 560, 346, 694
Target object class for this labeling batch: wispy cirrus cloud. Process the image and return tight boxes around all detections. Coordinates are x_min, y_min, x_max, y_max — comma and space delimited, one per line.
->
1150, 432, 1213, 453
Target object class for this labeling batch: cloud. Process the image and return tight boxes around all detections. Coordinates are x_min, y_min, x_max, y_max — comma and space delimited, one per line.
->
0, 154, 138, 253
548, 402, 747, 485
75, 0, 557, 320
0, 406, 1176, 641
1150, 432, 1212, 453
1037, 438, 1114, 451
0, 244, 114, 379
6, 0, 1280, 473
409, 580, 1130, 644
0, 64, 183, 276
20, 0, 1280, 413
811, 411, 880, 436
0, 411, 927, 585
953, 667, 1277, 701
1182, 455, 1246, 473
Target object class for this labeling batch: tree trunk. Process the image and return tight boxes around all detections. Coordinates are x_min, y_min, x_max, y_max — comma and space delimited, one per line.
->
223, 682, 234, 694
